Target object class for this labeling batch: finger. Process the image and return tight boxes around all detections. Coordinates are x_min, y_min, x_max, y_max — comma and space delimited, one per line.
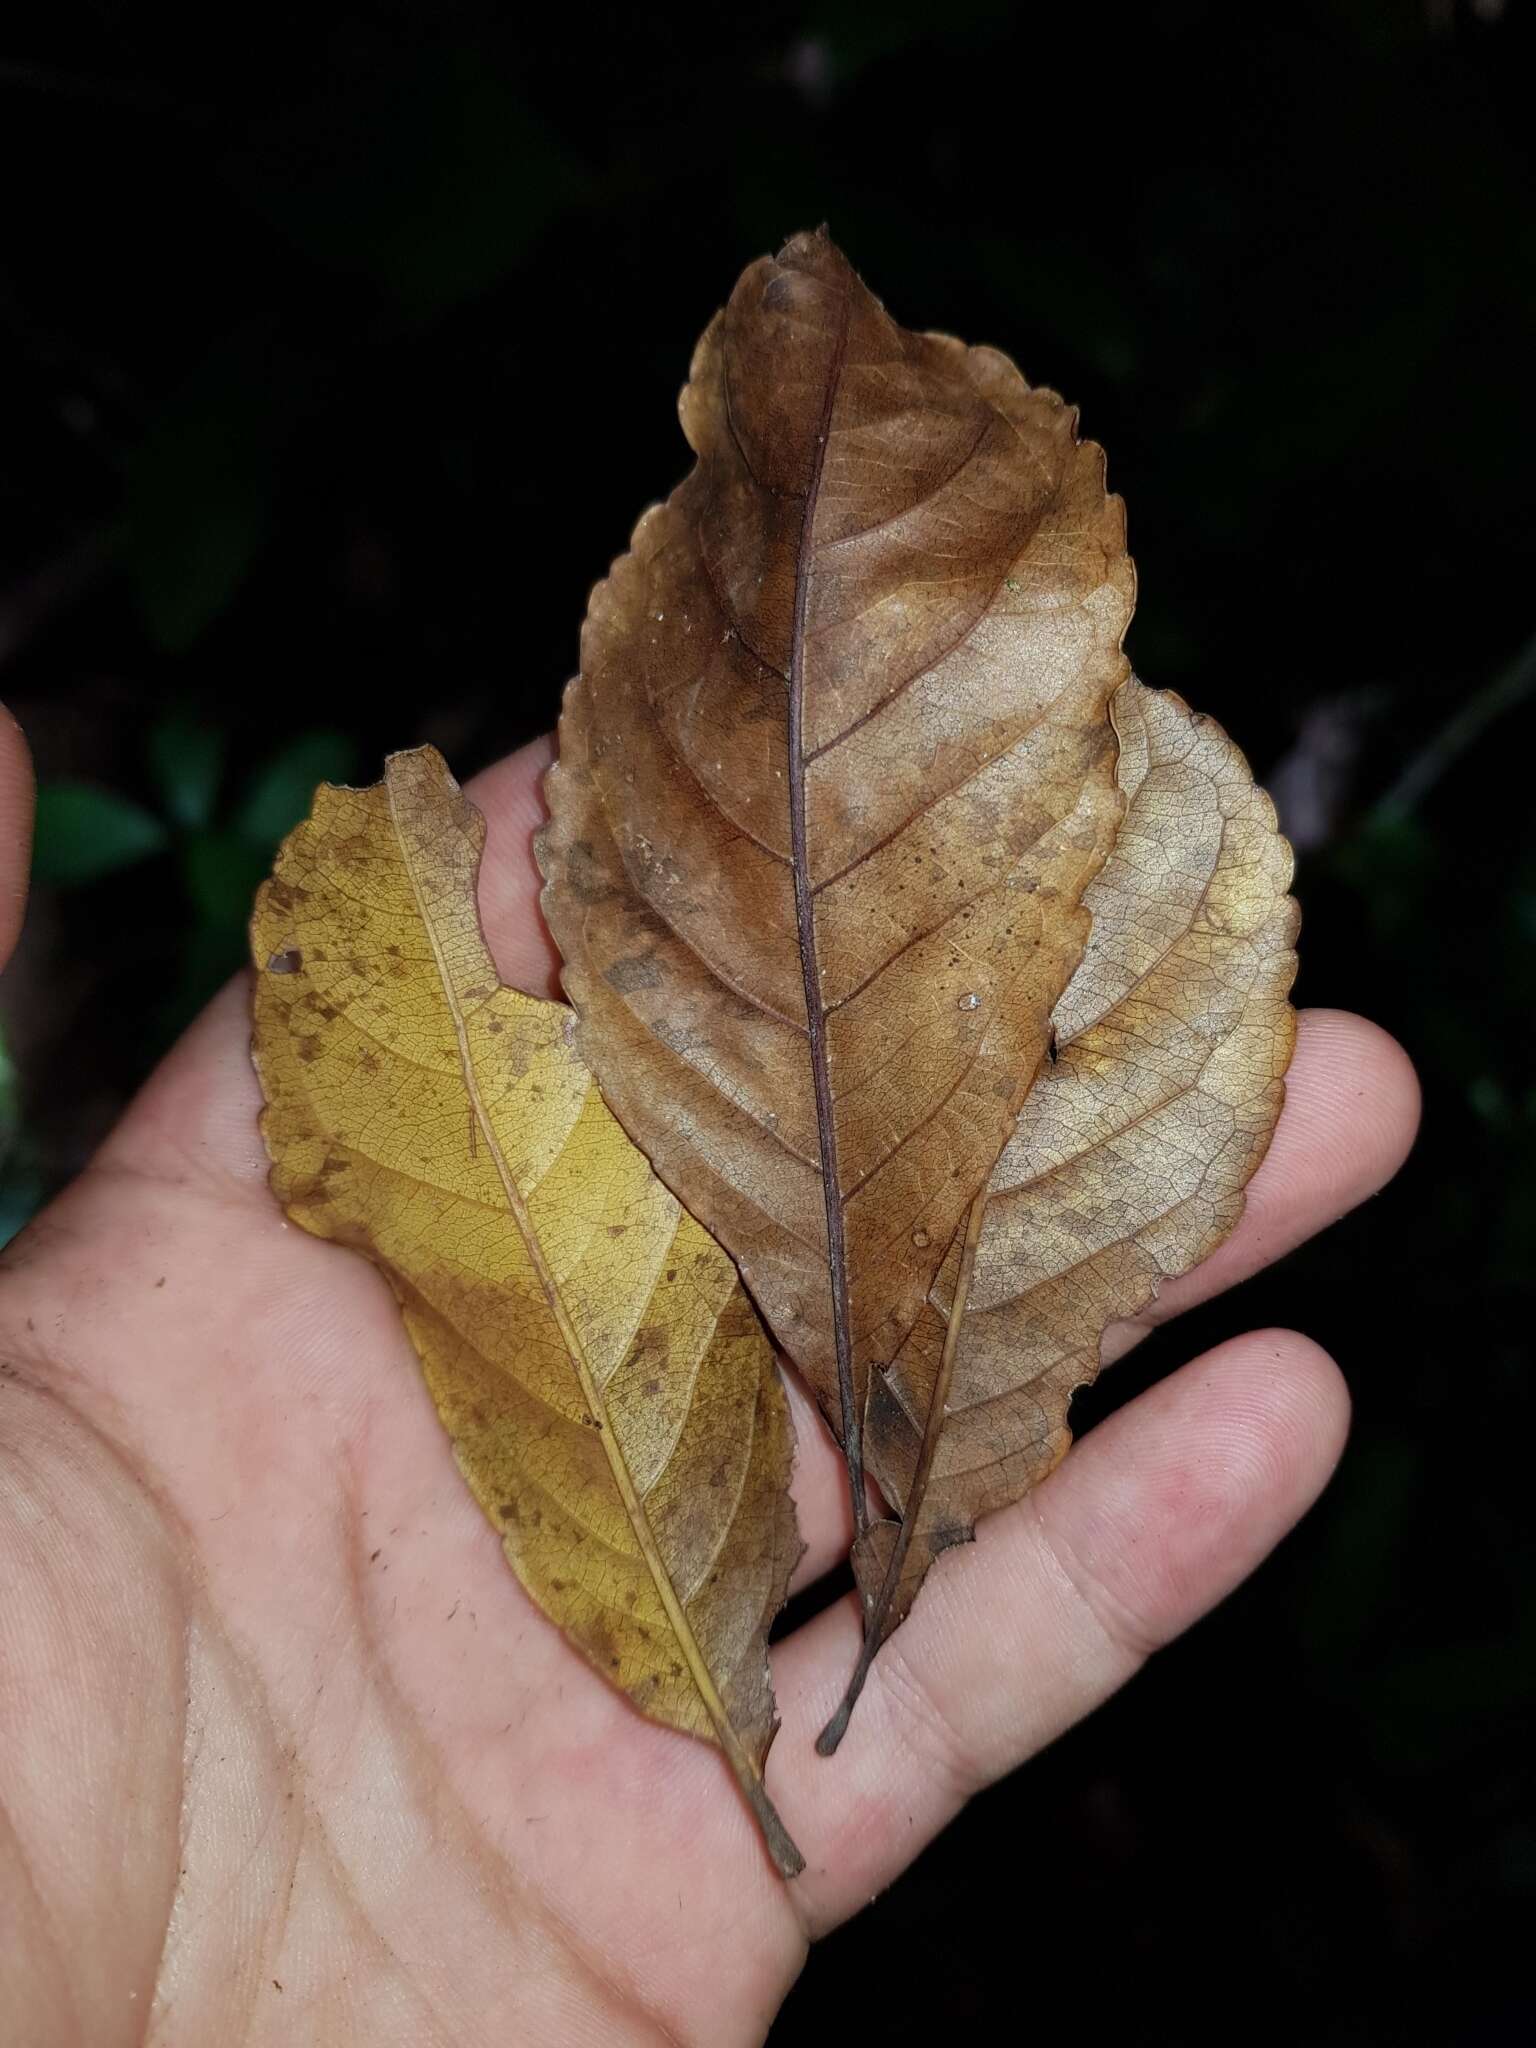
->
0, 702, 35, 972
1103, 1008, 1419, 1364
464, 735, 560, 997
769, 1327, 1349, 1932
782, 1367, 865, 1596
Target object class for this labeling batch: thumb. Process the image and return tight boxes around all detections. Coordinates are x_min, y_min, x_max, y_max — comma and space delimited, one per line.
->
0, 705, 35, 974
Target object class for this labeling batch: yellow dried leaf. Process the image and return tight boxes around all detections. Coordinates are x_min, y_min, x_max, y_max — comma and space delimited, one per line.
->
250, 747, 804, 1874
822, 679, 1298, 1747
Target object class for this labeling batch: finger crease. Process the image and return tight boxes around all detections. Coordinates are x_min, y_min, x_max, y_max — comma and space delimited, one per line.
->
868, 1637, 979, 1806
1027, 1495, 1165, 1666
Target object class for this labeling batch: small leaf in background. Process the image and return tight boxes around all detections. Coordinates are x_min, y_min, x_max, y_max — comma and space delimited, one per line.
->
0, 1017, 19, 1161
235, 731, 357, 848
0, 1018, 43, 1248
182, 831, 271, 937
251, 747, 804, 1875
148, 711, 227, 830
226, 49, 590, 320
122, 325, 305, 652
32, 782, 169, 887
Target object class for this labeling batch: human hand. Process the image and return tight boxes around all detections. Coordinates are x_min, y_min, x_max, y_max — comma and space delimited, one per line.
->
0, 719, 1418, 2045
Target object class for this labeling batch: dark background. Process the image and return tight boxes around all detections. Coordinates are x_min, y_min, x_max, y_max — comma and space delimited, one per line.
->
2, 3, 1532, 2041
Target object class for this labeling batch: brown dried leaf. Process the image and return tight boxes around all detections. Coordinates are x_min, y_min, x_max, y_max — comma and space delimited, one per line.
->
538, 230, 1133, 1529
250, 747, 804, 1874
820, 679, 1298, 1745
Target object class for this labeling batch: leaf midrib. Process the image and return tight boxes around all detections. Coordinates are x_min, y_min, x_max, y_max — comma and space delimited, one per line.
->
785, 278, 863, 1536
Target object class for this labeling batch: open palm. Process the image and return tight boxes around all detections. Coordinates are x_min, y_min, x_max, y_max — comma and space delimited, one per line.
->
0, 721, 1418, 2046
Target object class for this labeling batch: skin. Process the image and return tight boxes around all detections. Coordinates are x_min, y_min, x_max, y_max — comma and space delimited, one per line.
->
0, 715, 1419, 2046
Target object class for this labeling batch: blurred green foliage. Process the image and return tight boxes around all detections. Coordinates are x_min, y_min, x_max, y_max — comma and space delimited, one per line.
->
0, 2, 1532, 2040
31, 781, 167, 884
33, 716, 355, 995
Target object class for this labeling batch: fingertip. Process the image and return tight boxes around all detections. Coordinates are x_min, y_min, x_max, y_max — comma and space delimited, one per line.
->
468, 730, 556, 837
1039, 1328, 1351, 1659
1289, 1008, 1421, 1192
1183, 1326, 1351, 1535
0, 701, 34, 971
